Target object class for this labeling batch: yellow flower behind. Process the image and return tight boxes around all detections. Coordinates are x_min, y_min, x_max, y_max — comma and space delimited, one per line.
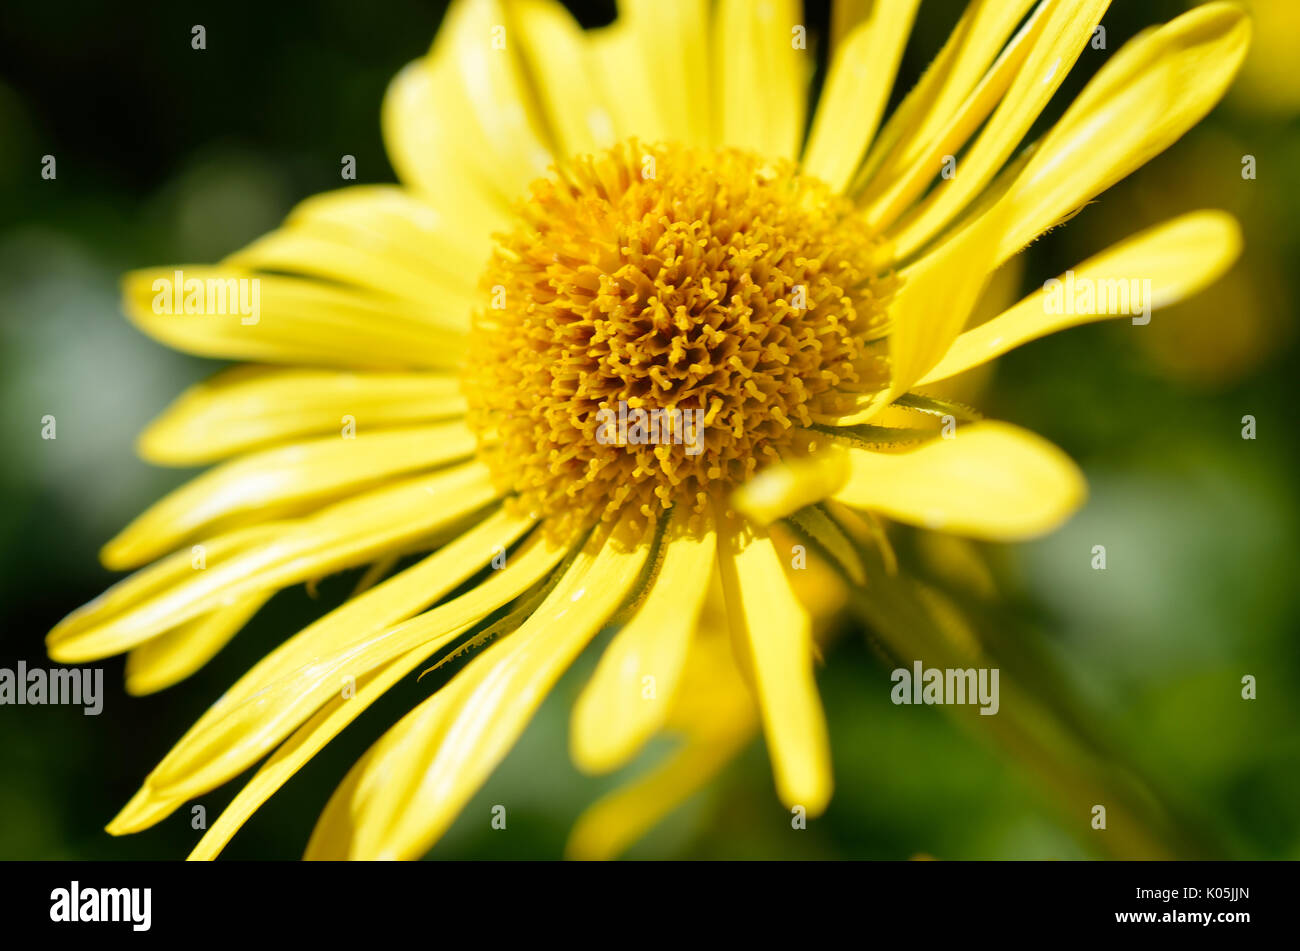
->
47, 0, 1249, 859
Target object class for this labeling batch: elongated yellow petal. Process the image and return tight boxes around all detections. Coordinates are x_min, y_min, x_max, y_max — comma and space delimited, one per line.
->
51, 463, 499, 661
568, 700, 754, 860
620, 0, 713, 148
571, 509, 715, 774
381, 56, 514, 230
716, 517, 831, 814
173, 507, 528, 725
123, 268, 466, 369
124, 591, 273, 695
225, 226, 478, 323
138, 366, 467, 466
144, 535, 563, 804
855, 0, 1040, 196
432, 0, 556, 201
568, 728, 751, 860
108, 512, 556, 832
586, 21, 666, 143
566, 606, 758, 860
802, 0, 921, 192
731, 444, 851, 526
714, 0, 805, 159
302, 743, 379, 861
826, 200, 1008, 425
384, 0, 553, 216
888, 0, 1110, 260
859, 0, 1046, 232
104, 424, 477, 569
891, 201, 1010, 388
920, 211, 1243, 384
47, 523, 284, 651
834, 421, 1086, 540
187, 643, 432, 860
507, 0, 616, 159
991, 2, 1252, 264
306, 514, 653, 859
282, 185, 492, 288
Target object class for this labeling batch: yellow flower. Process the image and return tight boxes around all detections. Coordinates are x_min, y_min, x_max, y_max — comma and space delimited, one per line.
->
48, 0, 1249, 859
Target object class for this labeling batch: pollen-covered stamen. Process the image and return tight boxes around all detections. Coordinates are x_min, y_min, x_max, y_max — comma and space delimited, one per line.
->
463, 140, 895, 535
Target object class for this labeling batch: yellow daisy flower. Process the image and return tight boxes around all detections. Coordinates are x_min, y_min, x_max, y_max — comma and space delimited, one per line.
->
48, 0, 1249, 860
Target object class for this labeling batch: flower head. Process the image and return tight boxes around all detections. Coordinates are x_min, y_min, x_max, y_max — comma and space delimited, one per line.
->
468, 140, 894, 533
48, 0, 1249, 859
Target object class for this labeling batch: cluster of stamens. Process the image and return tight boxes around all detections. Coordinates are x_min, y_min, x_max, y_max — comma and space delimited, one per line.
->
463, 140, 895, 535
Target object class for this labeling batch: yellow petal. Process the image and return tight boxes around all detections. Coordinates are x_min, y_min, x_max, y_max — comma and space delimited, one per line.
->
714, 0, 806, 159
103, 424, 478, 568
187, 502, 535, 861
888, 0, 1110, 260
827, 198, 1009, 425
566, 625, 756, 860
305, 513, 653, 859
586, 21, 667, 143
124, 591, 273, 695
51, 463, 499, 661
174, 507, 529, 730
432, 0, 556, 199
730, 444, 851, 526
123, 268, 466, 369
47, 522, 284, 654
301, 743, 378, 861
507, 0, 617, 159
283, 185, 492, 288
920, 211, 1243, 384
619, 0, 713, 148
146, 533, 563, 805
858, 0, 1046, 231
380, 56, 514, 230
570, 508, 716, 774
716, 516, 832, 814
385, 0, 553, 213
225, 219, 478, 323
108, 511, 555, 833
138, 365, 467, 466
833, 420, 1086, 540
991, 2, 1252, 264
187, 642, 432, 860
802, 0, 922, 192
855, 0, 1040, 197
567, 726, 751, 860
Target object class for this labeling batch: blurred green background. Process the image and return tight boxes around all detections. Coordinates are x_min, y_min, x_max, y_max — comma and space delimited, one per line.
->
0, 0, 1296, 860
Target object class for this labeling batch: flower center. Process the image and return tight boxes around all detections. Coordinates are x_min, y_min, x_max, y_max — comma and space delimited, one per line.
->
463, 140, 894, 535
